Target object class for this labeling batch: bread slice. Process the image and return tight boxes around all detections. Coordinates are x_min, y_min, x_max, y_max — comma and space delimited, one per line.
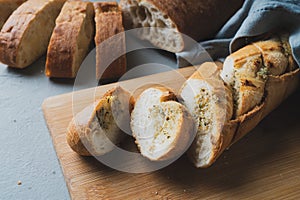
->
67, 86, 134, 156
179, 63, 233, 168
0, 0, 66, 68
120, 0, 243, 53
221, 37, 290, 117
131, 87, 195, 161
94, 2, 126, 81
45, 0, 95, 78
0, 0, 26, 30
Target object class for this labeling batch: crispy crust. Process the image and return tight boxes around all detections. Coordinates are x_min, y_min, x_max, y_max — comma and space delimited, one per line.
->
185, 61, 299, 167
120, 0, 243, 52
0, 0, 66, 68
218, 69, 300, 163
45, 0, 95, 78
222, 39, 293, 117
94, 2, 126, 81
66, 86, 134, 156
0, 0, 26, 29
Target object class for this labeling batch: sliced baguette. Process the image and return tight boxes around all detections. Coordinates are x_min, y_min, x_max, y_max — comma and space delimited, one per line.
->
181, 63, 299, 168
182, 38, 299, 168
67, 86, 134, 156
221, 37, 291, 117
45, 0, 95, 78
131, 87, 195, 161
179, 63, 233, 168
120, 0, 243, 53
231, 68, 300, 144
94, 2, 126, 81
0, 0, 26, 30
0, 0, 66, 68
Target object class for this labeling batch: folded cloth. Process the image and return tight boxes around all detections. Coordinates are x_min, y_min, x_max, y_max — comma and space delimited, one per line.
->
177, 0, 300, 68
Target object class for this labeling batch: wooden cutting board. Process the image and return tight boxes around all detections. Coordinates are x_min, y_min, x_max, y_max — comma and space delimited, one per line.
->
42, 66, 300, 200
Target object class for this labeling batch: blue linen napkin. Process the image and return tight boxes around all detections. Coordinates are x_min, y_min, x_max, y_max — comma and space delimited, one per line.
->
177, 0, 300, 67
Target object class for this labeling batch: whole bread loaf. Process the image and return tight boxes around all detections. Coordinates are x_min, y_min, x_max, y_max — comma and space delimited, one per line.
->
0, 0, 66, 68
120, 0, 244, 52
0, 0, 26, 30
45, 0, 95, 78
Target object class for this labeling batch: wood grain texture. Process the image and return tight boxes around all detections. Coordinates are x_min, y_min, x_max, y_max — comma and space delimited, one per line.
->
43, 67, 300, 200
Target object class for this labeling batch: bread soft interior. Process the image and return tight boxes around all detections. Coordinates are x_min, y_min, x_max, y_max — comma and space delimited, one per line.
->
12, 0, 64, 67
121, 0, 184, 52
131, 88, 184, 160
179, 62, 233, 167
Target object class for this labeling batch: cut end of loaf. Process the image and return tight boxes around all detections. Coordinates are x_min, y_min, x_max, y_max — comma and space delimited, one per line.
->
67, 86, 133, 156
131, 87, 193, 161
120, 0, 184, 53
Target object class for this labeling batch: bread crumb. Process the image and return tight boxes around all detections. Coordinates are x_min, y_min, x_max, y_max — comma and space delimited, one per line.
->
155, 191, 158, 195
17, 181, 22, 185
183, 189, 186, 192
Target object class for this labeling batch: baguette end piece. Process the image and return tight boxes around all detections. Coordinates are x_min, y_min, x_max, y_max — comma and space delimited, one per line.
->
66, 86, 133, 156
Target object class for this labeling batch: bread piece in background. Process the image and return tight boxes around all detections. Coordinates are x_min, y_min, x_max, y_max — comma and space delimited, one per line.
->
0, 0, 66, 68
94, 2, 126, 81
120, 0, 244, 53
67, 86, 134, 156
45, 0, 95, 78
0, 0, 27, 30
131, 87, 195, 161
179, 63, 233, 168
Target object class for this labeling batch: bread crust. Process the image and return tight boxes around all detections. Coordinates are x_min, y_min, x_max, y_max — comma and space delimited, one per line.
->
0, 0, 26, 29
210, 68, 299, 167
182, 57, 299, 168
45, 0, 95, 78
222, 38, 292, 117
94, 2, 126, 81
0, 0, 66, 68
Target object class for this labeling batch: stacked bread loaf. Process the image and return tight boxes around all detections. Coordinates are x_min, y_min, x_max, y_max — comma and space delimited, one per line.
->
0, 0, 127, 80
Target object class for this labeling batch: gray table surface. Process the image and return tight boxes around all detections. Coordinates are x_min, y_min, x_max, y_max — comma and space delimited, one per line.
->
0, 44, 177, 200
0, 57, 72, 200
